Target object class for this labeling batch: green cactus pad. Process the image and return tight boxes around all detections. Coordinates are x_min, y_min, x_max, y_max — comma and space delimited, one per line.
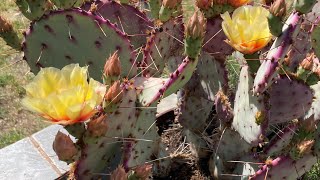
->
15, 0, 49, 20
51, 0, 78, 9
125, 104, 169, 173
311, 25, 320, 59
149, 0, 161, 19
129, 98, 171, 176
216, 129, 251, 162
268, 75, 313, 124
142, 18, 184, 77
184, 129, 210, 158
314, 120, 320, 156
83, 0, 153, 49
23, 9, 136, 81
178, 96, 213, 133
169, 52, 228, 101
75, 90, 137, 179
232, 66, 268, 145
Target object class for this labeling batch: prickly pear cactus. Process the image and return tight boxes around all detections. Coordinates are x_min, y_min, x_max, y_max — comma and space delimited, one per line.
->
232, 66, 268, 145
23, 9, 136, 80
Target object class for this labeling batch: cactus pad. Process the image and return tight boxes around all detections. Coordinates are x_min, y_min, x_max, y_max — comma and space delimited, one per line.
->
250, 155, 317, 180
232, 66, 268, 145
268, 76, 313, 124
142, 18, 184, 77
216, 129, 251, 162
202, 17, 233, 62
15, 0, 49, 20
253, 12, 301, 94
23, 9, 136, 81
264, 124, 298, 156
83, 0, 153, 49
75, 90, 137, 179
311, 25, 320, 58
178, 95, 213, 133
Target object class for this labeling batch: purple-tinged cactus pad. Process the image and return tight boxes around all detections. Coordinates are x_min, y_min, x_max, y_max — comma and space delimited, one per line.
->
285, 26, 312, 70
250, 155, 317, 180
202, 17, 233, 62
23, 9, 136, 81
232, 66, 268, 145
144, 56, 199, 106
83, 0, 153, 49
142, 18, 184, 77
268, 76, 313, 124
215, 91, 233, 124
264, 124, 298, 156
253, 12, 301, 94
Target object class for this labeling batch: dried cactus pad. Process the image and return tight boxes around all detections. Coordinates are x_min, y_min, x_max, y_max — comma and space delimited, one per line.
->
232, 66, 268, 145
23, 9, 136, 81
268, 76, 313, 124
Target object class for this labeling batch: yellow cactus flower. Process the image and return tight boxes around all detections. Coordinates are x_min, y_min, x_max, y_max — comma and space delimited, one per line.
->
228, 0, 251, 7
22, 64, 106, 125
221, 5, 272, 54
212, 0, 251, 7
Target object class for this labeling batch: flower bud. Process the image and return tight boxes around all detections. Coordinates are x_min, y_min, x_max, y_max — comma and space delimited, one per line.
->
162, 0, 182, 8
111, 166, 127, 180
0, 15, 13, 33
300, 53, 314, 71
196, 0, 213, 9
213, 0, 250, 6
297, 140, 314, 155
105, 81, 123, 103
132, 164, 153, 179
186, 11, 206, 39
87, 115, 108, 137
53, 131, 78, 161
270, 0, 286, 18
104, 51, 121, 77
